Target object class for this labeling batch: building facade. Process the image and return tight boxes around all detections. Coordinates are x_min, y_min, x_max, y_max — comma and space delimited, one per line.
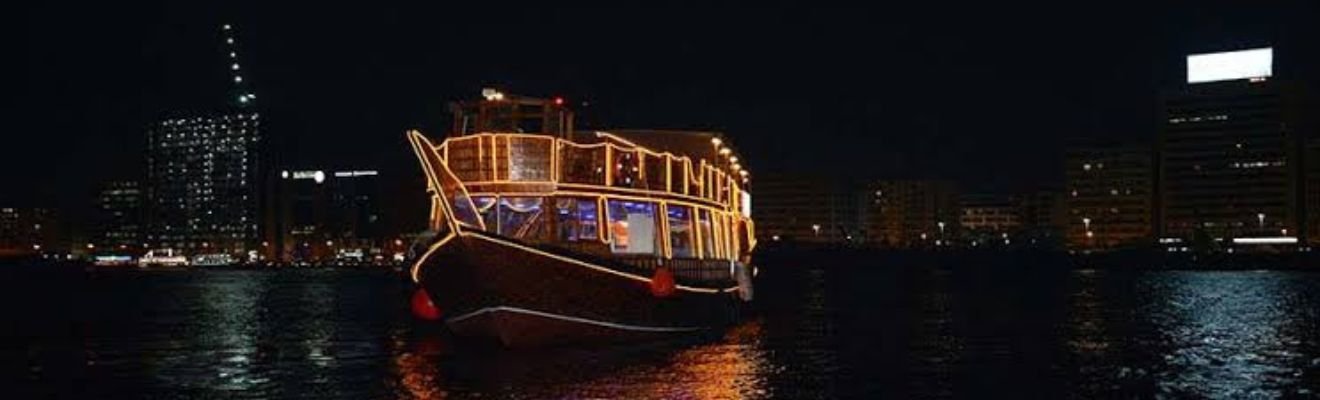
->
753, 174, 865, 244
1158, 79, 1304, 244
867, 180, 959, 248
94, 181, 144, 252
1017, 190, 1067, 248
0, 207, 60, 256
1065, 142, 1153, 250
1308, 139, 1320, 246
270, 169, 384, 263
959, 194, 1020, 246
146, 112, 263, 256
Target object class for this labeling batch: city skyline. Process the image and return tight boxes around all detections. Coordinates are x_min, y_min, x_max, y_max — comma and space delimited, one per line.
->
14, 2, 1320, 214
12, 5, 1320, 398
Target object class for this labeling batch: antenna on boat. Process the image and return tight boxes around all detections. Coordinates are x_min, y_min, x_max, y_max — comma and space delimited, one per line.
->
221, 23, 256, 108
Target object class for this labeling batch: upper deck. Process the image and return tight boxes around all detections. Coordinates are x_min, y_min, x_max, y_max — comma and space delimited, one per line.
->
407, 91, 756, 278
437, 131, 751, 215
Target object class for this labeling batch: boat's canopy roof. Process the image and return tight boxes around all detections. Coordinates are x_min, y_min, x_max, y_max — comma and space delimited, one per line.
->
587, 130, 727, 166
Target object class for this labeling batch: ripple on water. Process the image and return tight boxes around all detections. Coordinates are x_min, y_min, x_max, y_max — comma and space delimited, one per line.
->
7, 266, 1320, 398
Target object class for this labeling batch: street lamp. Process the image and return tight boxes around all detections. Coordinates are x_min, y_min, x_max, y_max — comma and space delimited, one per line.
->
1257, 213, 1265, 230
811, 224, 821, 237
937, 221, 946, 246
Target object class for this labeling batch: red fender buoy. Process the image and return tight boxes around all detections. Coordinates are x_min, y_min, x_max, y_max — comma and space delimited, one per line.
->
411, 288, 443, 320
650, 266, 676, 298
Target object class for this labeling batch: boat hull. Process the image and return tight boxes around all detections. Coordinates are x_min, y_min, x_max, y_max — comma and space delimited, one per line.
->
415, 231, 741, 347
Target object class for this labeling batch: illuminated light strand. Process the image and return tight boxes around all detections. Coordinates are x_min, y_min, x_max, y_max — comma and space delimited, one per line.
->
604, 145, 613, 186
408, 131, 485, 231
464, 189, 740, 260
446, 306, 706, 332
444, 132, 743, 207
1232, 237, 1297, 244
411, 231, 457, 283
408, 133, 456, 231
464, 231, 724, 294
221, 23, 255, 107
597, 196, 608, 242
412, 130, 754, 266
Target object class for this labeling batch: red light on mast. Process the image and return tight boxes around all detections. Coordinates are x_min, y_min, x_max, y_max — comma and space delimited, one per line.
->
553, 97, 564, 106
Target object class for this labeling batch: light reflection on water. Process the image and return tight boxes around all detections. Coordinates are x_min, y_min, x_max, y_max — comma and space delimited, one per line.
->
1138, 271, 1318, 398
8, 266, 1320, 398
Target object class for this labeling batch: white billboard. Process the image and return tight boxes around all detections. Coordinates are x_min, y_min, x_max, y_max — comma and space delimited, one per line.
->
1187, 48, 1273, 83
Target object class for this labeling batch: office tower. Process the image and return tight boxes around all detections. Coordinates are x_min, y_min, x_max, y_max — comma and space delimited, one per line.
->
959, 194, 1020, 246
754, 174, 864, 244
145, 24, 264, 257
272, 169, 383, 263
1066, 141, 1153, 249
94, 181, 144, 252
867, 180, 959, 248
1159, 48, 1309, 246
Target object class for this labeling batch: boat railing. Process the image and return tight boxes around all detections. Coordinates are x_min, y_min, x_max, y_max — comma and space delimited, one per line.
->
442, 133, 745, 210
409, 131, 487, 232
411, 130, 757, 265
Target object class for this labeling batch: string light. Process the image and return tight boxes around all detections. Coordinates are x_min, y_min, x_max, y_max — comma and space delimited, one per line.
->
222, 23, 255, 108
408, 130, 758, 265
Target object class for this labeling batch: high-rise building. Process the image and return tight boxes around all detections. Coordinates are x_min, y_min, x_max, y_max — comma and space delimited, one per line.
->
753, 174, 865, 244
145, 24, 265, 258
1065, 141, 1153, 249
1307, 139, 1320, 246
867, 180, 959, 248
1158, 48, 1309, 245
271, 169, 384, 263
1017, 190, 1067, 247
0, 207, 60, 255
959, 194, 1019, 246
94, 181, 144, 252
0, 207, 21, 255
147, 113, 263, 255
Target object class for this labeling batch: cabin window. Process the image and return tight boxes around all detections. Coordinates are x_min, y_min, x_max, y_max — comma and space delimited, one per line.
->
472, 196, 497, 231
497, 197, 542, 238
667, 205, 695, 258
606, 199, 658, 255
554, 197, 599, 242
697, 209, 715, 258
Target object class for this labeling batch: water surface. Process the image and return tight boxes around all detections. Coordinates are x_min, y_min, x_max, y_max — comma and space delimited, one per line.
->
7, 265, 1319, 398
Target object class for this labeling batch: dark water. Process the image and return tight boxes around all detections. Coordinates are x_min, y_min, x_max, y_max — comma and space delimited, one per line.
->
6, 264, 1320, 399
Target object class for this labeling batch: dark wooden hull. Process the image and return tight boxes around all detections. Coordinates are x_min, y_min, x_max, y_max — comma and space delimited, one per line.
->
415, 230, 743, 347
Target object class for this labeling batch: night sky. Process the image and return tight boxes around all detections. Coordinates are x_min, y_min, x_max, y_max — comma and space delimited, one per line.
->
15, 2, 1320, 221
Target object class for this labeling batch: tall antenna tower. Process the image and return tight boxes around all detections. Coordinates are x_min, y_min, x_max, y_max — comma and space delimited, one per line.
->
221, 24, 256, 108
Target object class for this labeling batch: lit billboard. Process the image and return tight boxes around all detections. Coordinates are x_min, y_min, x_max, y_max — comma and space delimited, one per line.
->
1187, 47, 1272, 84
